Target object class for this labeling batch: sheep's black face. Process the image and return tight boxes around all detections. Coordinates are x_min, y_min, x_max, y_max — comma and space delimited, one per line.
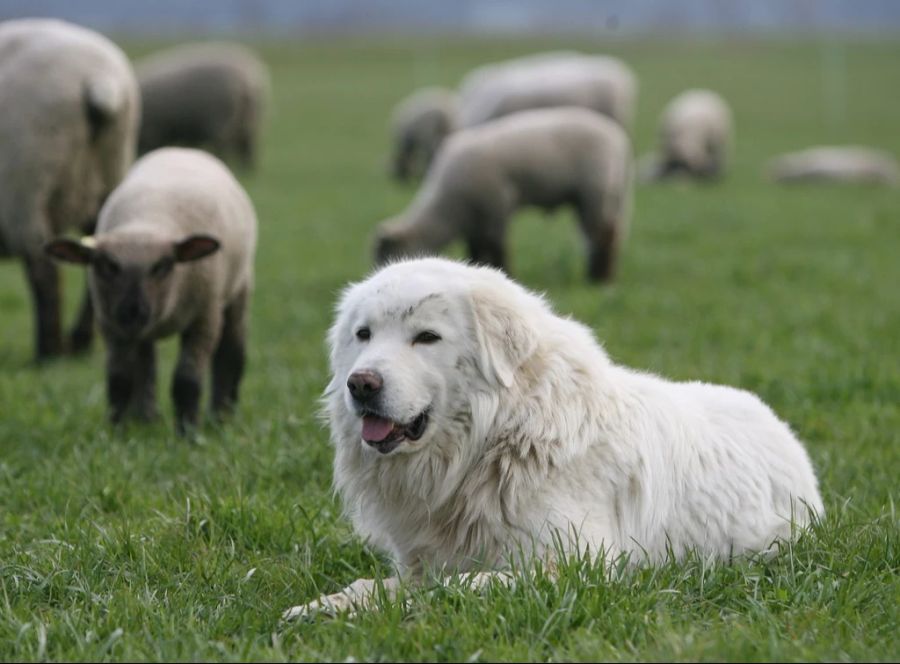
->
373, 222, 419, 266
45, 233, 221, 341
89, 247, 176, 340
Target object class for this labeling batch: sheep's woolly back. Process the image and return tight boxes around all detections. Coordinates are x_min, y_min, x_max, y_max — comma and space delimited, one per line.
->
0, 18, 139, 256
135, 42, 270, 156
458, 52, 638, 131
767, 146, 899, 186
659, 88, 732, 171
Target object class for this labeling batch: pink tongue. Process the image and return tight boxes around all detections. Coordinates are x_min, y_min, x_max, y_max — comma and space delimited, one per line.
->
362, 415, 395, 443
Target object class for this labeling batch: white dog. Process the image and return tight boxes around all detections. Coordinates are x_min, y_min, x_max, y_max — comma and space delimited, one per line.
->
284, 257, 823, 619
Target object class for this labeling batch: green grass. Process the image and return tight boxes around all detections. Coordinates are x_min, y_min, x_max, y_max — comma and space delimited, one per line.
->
1, 35, 898, 661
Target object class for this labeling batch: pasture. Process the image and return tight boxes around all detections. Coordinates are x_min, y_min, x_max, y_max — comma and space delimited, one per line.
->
0, 36, 898, 661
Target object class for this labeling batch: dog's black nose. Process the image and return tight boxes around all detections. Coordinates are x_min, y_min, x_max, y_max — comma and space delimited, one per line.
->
347, 370, 383, 402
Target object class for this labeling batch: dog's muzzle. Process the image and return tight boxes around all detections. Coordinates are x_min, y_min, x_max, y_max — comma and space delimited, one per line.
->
361, 409, 429, 454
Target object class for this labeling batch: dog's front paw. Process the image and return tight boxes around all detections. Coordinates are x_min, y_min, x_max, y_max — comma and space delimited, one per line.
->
282, 590, 359, 621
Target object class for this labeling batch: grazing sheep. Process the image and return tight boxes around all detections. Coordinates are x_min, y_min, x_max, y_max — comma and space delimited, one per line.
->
374, 107, 633, 283
0, 18, 139, 361
389, 52, 637, 181
643, 89, 733, 181
389, 87, 458, 182
766, 146, 899, 186
457, 52, 638, 132
136, 42, 269, 170
46, 148, 257, 434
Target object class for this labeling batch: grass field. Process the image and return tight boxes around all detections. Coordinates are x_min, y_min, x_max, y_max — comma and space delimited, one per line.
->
0, 35, 898, 661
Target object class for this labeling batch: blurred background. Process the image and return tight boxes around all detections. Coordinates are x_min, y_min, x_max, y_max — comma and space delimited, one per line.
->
2, 0, 900, 36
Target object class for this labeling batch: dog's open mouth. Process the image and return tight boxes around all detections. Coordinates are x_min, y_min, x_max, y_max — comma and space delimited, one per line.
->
361, 410, 429, 454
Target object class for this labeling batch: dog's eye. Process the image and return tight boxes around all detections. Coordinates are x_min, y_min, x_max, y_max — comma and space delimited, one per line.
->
356, 327, 371, 341
413, 330, 441, 345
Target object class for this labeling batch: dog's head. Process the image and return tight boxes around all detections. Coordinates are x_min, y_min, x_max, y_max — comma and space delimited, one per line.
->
326, 257, 540, 458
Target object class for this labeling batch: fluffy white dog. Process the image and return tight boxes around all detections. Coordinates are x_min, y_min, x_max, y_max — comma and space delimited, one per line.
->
284, 257, 823, 619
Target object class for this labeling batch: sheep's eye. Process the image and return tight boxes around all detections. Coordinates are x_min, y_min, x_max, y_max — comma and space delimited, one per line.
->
93, 255, 120, 280
356, 327, 371, 341
413, 330, 441, 345
150, 257, 174, 279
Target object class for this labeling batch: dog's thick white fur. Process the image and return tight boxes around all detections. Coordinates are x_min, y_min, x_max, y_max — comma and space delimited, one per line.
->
284, 257, 823, 619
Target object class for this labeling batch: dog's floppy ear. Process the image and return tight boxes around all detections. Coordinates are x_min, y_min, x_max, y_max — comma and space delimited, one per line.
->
469, 281, 538, 389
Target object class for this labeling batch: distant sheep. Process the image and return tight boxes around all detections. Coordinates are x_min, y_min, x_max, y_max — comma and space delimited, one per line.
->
136, 42, 270, 170
766, 146, 899, 186
388, 51, 637, 182
0, 18, 140, 361
458, 52, 638, 131
46, 148, 257, 434
375, 107, 633, 283
642, 89, 733, 181
389, 87, 458, 182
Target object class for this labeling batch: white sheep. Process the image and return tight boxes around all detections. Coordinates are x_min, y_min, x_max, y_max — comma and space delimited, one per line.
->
0, 18, 139, 361
457, 52, 638, 132
388, 52, 636, 182
136, 42, 270, 170
375, 107, 633, 283
389, 87, 458, 182
46, 148, 257, 434
766, 146, 899, 186
642, 89, 733, 181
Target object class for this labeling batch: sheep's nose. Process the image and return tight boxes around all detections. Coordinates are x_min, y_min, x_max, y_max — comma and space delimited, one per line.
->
347, 370, 383, 402
115, 300, 149, 328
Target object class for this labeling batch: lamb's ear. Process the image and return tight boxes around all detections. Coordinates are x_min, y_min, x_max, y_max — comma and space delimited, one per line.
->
174, 235, 221, 262
469, 282, 538, 389
45, 237, 96, 264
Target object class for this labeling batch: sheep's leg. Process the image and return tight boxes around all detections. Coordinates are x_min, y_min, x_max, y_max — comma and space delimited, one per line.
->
465, 215, 509, 273
22, 252, 63, 361
234, 127, 257, 171
172, 314, 220, 435
211, 289, 248, 417
68, 278, 94, 354
105, 339, 137, 424
130, 340, 158, 422
577, 196, 620, 283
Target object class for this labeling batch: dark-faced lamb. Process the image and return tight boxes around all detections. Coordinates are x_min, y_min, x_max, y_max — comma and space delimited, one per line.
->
46, 148, 257, 434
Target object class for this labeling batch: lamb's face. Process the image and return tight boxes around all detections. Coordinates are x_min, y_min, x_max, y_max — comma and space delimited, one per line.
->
88, 237, 182, 338
44, 233, 220, 340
